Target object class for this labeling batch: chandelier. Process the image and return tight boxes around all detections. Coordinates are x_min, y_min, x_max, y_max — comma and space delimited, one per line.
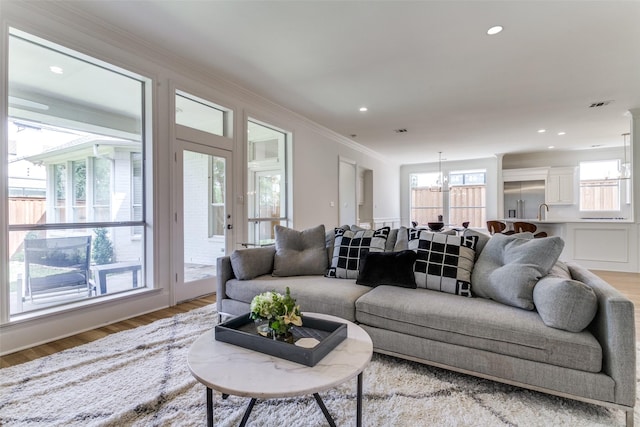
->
618, 132, 631, 180
429, 152, 449, 192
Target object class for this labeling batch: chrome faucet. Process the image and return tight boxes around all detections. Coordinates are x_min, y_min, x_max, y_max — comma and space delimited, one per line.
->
538, 203, 549, 221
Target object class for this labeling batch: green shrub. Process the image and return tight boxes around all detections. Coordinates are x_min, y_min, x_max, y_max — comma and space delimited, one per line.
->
92, 228, 115, 265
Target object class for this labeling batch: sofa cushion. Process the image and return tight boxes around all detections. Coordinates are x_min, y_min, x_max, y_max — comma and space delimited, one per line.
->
408, 231, 478, 297
356, 250, 417, 288
225, 275, 372, 321
533, 276, 598, 332
273, 225, 327, 276
326, 227, 390, 279
471, 233, 565, 310
355, 285, 602, 372
230, 246, 276, 280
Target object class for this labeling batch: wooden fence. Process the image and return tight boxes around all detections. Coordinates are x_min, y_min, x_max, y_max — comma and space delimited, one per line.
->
411, 186, 486, 228
8, 197, 46, 258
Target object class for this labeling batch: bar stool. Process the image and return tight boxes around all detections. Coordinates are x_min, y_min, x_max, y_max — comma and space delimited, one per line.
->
486, 220, 507, 235
513, 221, 547, 238
513, 222, 537, 233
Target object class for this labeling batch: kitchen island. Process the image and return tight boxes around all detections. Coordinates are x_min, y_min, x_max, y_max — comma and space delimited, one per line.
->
500, 218, 638, 273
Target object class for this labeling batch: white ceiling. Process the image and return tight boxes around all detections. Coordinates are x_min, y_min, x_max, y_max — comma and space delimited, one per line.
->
57, 1, 640, 163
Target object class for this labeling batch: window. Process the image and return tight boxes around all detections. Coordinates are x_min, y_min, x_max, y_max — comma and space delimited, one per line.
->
209, 156, 226, 238
579, 160, 621, 211
409, 170, 486, 227
448, 170, 486, 227
131, 153, 143, 236
409, 173, 443, 225
5, 28, 150, 318
247, 120, 289, 244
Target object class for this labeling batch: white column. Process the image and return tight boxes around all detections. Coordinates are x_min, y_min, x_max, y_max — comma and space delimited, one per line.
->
630, 108, 640, 223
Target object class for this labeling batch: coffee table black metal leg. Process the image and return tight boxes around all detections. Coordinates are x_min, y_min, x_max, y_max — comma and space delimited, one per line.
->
207, 376, 363, 427
357, 372, 363, 427
206, 387, 213, 427
313, 393, 337, 427
239, 398, 257, 427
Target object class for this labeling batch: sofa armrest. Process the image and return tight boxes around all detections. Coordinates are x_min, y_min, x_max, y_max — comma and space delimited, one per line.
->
216, 256, 236, 314
567, 262, 636, 407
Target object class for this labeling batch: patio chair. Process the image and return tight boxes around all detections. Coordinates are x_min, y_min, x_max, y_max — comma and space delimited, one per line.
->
24, 236, 93, 302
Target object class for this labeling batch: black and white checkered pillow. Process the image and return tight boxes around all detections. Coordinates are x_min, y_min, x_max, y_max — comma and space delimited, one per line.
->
326, 227, 390, 279
408, 231, 478, 297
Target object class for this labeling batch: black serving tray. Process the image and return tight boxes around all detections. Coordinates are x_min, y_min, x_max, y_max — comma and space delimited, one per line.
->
214, 313, 348, 366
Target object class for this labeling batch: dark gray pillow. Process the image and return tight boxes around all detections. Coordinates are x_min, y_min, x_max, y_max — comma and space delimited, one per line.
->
471, 233, 565, 310
356, 250, 417, 288
533, 276, 598, 332
230, 246, 276, 280
273, 225, 327, 276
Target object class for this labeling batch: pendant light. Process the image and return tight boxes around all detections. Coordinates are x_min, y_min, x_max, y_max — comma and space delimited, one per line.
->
429, 152, 448, 192
619, 133, 631, 180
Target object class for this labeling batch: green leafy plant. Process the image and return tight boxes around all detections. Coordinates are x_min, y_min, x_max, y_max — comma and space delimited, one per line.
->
250, 287, 302, 336
92, 228, 115, 265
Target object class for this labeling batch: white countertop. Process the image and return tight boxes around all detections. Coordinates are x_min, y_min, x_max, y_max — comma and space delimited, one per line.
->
502, 218, 633, 224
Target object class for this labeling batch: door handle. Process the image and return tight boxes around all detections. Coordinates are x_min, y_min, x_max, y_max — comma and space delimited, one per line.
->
226, 224, 233, 230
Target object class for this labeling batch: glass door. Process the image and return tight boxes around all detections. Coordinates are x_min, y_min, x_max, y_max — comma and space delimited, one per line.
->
173, 134, 232, 303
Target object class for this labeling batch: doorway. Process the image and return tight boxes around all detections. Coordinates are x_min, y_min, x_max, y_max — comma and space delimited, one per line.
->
173, 130, 232, 303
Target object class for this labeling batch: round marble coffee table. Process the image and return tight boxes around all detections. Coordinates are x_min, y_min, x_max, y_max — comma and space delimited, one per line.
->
188, 312, 373, 427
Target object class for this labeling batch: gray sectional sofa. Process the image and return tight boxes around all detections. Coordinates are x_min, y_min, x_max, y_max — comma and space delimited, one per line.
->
216, 225, 636, 426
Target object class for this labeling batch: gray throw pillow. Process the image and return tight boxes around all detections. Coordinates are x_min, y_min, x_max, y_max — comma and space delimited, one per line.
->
533, 276, 598, 332
394, 227, 421, 251
463, 228, 490, 260
273, 225, 327, 276
471, 233, 565, 310
547, 260, 572, 279
230, 246, 276, 280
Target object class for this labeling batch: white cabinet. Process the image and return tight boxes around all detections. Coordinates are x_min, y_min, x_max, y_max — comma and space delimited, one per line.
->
546, 167, 575, 204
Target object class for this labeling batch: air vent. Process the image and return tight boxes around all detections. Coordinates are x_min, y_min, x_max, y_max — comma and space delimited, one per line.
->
394, 128, 408, 133
589, 100, 613, 108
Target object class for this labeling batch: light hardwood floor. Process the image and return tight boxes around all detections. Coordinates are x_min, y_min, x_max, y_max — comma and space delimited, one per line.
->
0, 295, 216, 368
1, 271, 638, 369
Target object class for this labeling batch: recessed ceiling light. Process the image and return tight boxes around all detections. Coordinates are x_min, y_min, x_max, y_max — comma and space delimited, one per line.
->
548, 146, 555, 149
537, 129, 546, 133
359, 107, 368, 112
487, 26, 503, 35
49, 65, 64, 74
557, 132, 566, 136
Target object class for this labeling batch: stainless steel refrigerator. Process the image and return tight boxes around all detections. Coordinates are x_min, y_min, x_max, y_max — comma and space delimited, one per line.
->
504, 180, 545, 219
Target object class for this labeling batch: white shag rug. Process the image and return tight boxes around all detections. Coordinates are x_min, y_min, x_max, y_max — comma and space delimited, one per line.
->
0, 306, 636, 426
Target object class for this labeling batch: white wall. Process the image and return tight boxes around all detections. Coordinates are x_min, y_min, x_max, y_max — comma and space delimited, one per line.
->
0, 1, 400, 353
